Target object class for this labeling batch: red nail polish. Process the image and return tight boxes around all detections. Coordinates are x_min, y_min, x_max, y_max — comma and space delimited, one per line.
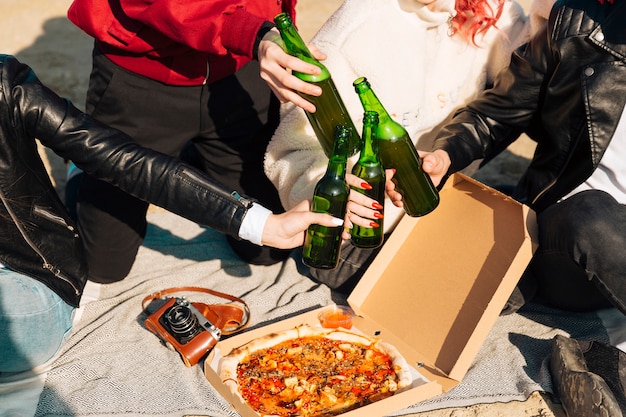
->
370, 222, 380, 228
374, 212, 384, 219
361, 182, 373, 190
372, 202, 383, 210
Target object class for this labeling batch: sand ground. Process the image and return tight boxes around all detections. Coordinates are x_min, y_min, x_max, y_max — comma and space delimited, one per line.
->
0, 1, 565, 416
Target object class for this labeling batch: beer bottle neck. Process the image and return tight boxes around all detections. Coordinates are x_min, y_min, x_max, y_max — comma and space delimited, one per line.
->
363, 131, 375, 157
327, 126, 351, 178
274, 13, 329, 80
326, 158, 347, 180
274, 13, 314, 61
359, 118, 379, 164
356, 90, 392, 125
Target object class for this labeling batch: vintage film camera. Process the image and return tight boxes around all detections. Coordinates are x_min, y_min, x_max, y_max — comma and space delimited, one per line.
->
143, 287, 249, 367
145, 297, 222, 367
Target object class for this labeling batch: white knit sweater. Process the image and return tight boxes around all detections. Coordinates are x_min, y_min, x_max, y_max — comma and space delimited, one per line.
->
265, 0, 528, 232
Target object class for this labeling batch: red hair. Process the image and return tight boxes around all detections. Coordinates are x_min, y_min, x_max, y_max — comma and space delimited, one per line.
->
452, 0, 506, 46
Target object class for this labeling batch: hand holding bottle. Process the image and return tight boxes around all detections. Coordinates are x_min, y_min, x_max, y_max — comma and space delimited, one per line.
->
420, 149, 452, 187
257, 29, 326, 113
353, 77, 439, 217
302, 126, 352, 269
385, 168, 403, 209
386, 150, 451, 208
274, 13, 361, 157
340, 173, 386, 241
262, 200, 344, 249
349, 110, 385, 248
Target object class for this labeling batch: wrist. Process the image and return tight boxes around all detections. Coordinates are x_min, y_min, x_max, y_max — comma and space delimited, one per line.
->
253, 22, 276, 60
239, 203, 272, 246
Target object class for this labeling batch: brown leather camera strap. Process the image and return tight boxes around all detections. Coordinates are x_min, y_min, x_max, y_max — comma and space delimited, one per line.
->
142, 286, 250, 335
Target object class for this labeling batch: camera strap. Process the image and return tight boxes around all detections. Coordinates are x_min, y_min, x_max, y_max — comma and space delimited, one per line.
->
142, 286, 250, 335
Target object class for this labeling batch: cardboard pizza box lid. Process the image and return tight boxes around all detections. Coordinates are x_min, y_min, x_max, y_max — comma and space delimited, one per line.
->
348, 173, 537, 384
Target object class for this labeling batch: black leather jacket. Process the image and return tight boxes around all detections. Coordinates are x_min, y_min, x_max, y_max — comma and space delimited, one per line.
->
434, 0, 626, 213
0, 55, 252, 307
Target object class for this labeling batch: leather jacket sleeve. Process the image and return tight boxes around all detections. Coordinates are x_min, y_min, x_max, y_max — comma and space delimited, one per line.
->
431, 0, 624, 212
11, 58, 251, 239
432, 27, 550, 176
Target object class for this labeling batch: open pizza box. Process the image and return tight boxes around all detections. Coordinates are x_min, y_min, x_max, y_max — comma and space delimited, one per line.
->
204, 173, 537, 416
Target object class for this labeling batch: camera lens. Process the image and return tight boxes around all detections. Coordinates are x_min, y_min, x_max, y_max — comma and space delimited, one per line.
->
165, 304, 201, 343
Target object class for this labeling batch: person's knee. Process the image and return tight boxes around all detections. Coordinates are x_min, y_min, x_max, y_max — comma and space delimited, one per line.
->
0, 278, 74, 372
542, 190, 620, 244
570, 191, 622, 245
76, 176, 148, 282
305, 240, 382, 293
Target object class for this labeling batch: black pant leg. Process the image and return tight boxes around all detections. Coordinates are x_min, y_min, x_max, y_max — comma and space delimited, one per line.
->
533, 190, 626, 312
193, 61, 290, 265
77, 50, 200, 282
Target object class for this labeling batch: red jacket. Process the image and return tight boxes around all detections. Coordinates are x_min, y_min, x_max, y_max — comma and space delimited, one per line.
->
67, 0, 297, 85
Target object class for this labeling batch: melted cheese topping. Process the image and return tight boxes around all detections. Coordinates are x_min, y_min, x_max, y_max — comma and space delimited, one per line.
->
236, 335, 400, 416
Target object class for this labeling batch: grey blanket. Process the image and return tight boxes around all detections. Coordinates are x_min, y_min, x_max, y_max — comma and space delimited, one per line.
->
28, 211, 624, 416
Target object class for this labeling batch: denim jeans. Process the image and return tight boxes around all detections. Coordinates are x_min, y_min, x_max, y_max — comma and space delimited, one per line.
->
0, 268, 74, 373
525, 190, 626, 313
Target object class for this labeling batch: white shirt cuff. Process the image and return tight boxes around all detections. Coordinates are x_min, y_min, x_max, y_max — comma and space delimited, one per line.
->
238, 203, 272, 246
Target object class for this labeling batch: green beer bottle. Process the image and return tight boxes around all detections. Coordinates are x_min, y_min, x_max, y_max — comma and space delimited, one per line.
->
351, 111, 385, 248
273, 12, 360, 157
302, 125, 351, 269
353, 77, 439, 217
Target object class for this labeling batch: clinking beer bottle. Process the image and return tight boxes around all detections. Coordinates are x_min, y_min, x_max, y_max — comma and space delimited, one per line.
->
273, 12, 360, 157
353, 77, 439, 217
351, 111, 385, 248
302, 125, 351, 269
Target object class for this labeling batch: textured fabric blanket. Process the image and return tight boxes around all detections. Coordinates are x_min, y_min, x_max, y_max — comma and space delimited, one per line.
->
3, 210, 623, 417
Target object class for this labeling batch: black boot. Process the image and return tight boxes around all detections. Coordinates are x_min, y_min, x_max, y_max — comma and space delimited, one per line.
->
550, 334, 625, 417
579, 338, 626, 412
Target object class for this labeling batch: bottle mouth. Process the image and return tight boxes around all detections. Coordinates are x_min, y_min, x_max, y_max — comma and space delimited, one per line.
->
273, 12, 291, 28
353, 77, 370, 93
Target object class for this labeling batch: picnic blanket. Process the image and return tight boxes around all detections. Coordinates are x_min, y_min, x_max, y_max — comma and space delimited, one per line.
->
2, 209, 625, 417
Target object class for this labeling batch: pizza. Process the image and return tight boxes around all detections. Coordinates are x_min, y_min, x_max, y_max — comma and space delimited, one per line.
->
218, 324, 412, 417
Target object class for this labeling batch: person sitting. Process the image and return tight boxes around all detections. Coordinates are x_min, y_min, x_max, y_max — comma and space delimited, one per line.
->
408, 0, 626, 414
0, 54, 343, 376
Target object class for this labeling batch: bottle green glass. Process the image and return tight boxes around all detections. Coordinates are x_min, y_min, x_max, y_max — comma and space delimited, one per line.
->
302, 125, 351, 269
351, 111, 385, 248
273, 12, 360, 157
353, 77, 439, 217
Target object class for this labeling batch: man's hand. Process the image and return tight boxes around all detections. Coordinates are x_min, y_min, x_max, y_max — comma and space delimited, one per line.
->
386, 150, 451, 206
257, 29, 326, 113
421, 149, 451, 186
